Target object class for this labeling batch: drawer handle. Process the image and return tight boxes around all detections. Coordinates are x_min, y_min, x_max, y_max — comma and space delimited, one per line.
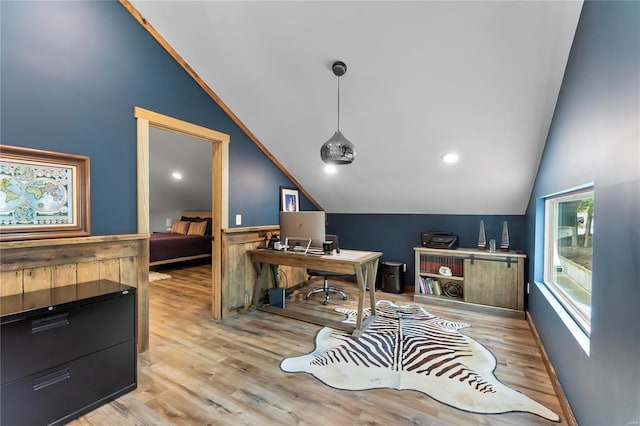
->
33, 368, 70, 391
31, 313, 69, 334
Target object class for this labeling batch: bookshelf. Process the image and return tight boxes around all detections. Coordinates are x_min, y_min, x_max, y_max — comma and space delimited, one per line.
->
414, 247, 527, 319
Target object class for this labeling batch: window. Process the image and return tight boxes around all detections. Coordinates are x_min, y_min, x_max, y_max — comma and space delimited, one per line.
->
543, 187, 594, 335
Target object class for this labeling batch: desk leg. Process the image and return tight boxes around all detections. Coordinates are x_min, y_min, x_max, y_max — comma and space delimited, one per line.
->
354, 265, 367, 335
367, 258, 379, 314
352, 258, 380, 337
250, 262, 267, 310
270, 264, 280, 287
251, 263, 280, 310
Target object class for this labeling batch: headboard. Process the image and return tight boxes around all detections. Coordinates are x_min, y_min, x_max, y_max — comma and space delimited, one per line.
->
180, 211, 213, 236
181, 211, 212, 219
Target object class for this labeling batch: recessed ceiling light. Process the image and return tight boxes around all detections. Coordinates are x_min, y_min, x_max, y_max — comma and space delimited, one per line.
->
442, 153, 459, 164
172, 172, 183, 180
324, 164, 337, 174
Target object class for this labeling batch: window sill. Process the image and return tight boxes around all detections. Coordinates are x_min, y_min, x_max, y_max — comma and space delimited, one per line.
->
534, 281, 590, 356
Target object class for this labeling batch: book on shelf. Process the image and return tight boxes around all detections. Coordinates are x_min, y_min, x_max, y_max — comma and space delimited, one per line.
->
433, 279, 442, 295
421, 254, 464, 277
418, 276, 444, 296
419, 276, 428, 294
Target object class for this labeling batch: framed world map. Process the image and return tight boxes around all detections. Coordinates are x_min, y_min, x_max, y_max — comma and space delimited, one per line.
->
0, 145, 90, 241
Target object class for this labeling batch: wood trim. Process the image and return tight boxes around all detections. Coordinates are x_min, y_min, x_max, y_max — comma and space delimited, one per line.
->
0, 233, 148, 249
149, 253, 211, 267
526, 311, 578, 426
135, 107, 229, 145
223, 225, 279, 234
119, 0, 323, 212
134, 107, 227, 321
224, 232, 264, 245
137, 117, 150, 234
0, 241, 140, 272
211, 135, 227, 318
211, 131, 225, 319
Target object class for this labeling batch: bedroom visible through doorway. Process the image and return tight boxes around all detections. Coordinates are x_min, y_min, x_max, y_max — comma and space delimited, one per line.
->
135, 107, 229, 334
149, 128, 212, 236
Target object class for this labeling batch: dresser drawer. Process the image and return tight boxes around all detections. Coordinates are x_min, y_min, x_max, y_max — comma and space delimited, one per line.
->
0, 339, 136, 426
1, 292, 135, 384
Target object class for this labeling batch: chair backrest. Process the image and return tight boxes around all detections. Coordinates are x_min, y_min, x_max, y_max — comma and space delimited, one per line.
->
325, 234, 340, 253
307, 233, 347, 277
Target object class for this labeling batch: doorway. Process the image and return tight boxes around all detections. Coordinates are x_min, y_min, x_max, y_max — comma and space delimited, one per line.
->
135, 107, 229, 322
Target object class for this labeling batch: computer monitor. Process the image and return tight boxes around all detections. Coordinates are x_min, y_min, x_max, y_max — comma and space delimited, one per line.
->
279, 211, 326, 250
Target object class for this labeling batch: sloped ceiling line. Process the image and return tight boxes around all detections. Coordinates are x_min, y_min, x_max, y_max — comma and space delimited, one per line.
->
118, 0, 323, 211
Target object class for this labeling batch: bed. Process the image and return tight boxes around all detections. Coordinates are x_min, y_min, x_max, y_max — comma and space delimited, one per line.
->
149, 211, 213, 266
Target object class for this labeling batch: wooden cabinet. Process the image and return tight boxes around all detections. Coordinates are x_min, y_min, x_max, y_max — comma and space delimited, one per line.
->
0, 280, 137, 426
414, 247, 526, 318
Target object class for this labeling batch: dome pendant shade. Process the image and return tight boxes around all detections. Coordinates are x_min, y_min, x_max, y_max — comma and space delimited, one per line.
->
321, 60, 355, 165
321, 130, 355, 164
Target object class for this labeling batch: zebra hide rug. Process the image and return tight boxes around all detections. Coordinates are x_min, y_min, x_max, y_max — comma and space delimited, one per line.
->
280, 300, 560, 422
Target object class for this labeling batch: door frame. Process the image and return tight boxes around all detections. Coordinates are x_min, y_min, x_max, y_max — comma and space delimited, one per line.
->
135, 107, 229, 319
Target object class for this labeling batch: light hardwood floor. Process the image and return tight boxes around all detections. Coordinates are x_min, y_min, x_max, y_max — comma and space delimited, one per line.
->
70, 262, 570, 426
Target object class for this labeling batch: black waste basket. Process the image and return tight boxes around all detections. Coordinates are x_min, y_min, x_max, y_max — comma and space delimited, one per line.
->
381, 261, 404, 294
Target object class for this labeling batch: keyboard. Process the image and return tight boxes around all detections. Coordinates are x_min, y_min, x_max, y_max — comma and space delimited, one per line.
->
289, 246, 325, 255
306, 248, 325, 255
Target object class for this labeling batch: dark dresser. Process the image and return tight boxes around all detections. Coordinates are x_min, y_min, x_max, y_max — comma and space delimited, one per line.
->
0, 280, 137, 426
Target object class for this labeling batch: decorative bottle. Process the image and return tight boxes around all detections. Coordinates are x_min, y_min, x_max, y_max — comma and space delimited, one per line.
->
501, 221, 510, 251
478, 220, 487, 250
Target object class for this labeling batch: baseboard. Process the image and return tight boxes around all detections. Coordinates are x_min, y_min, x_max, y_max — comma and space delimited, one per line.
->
414, 294, 526, 319
526, 311, 578, 426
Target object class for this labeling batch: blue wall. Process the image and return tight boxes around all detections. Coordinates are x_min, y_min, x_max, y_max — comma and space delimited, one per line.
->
328, 213, 525, 289
0, 1, 310, 234
524, 2, 640, 425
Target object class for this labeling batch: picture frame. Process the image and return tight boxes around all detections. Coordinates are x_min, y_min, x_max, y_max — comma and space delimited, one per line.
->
0, 144, 90, 241
280, 186, 299, 212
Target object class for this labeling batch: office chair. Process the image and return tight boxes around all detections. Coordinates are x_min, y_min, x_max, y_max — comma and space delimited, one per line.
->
306, 234, 353, 305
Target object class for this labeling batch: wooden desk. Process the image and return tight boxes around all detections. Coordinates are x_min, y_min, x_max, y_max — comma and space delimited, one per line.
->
248, 249, 382, 336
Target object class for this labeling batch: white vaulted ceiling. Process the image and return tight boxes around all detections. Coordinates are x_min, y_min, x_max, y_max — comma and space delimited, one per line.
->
132, 1, 583, 215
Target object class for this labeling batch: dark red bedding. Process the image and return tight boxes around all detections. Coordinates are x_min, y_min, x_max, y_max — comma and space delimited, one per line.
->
149, 232, 212, 263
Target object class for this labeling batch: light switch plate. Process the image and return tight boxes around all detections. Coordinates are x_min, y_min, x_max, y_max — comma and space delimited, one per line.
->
235, 214, 242, 225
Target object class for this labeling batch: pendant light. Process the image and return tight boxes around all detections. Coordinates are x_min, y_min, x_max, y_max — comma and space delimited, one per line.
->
321, 61, 355, 165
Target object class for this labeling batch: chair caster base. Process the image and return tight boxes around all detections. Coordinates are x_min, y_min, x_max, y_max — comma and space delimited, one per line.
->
306, 281, 348, 305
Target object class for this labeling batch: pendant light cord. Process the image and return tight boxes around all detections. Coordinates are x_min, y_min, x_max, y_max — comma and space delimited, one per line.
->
337, 76, 341, 131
